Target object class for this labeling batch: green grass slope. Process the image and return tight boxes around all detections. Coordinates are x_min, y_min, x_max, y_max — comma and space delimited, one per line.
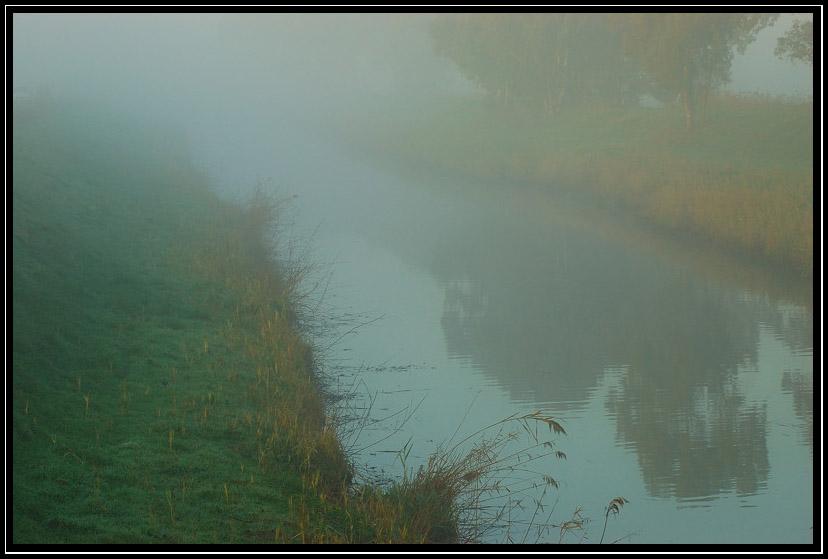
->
11, 100, 350, 544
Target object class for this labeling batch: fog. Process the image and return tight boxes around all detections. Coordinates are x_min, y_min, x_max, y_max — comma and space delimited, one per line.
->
11, 12, 814, 545
12, 13, 470, 133
11, 12, 812, 225
12, 13, 812, 133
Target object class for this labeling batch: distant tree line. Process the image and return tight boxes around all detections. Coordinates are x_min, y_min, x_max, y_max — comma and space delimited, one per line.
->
430, 13, 782, 130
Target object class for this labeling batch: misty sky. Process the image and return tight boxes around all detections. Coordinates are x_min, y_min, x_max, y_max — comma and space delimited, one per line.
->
12, 12, 814, 123
11, 13, 462, 125
726, 12, 813, 97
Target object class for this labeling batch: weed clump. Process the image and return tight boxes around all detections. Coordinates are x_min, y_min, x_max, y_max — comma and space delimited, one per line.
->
347, 410, 571, 544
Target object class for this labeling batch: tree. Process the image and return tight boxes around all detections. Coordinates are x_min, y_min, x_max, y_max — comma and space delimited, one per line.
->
616, 13, 779, 131
430, 14, 643, 116
528, 14, 639, 115
431, 14, 507, 106
775, 17, 813, 66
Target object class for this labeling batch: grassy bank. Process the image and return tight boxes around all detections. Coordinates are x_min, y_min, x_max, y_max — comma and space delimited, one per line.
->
11, 99, 577, 545
342, 92, 813, 277
11, 99, 339, 544
7, 101, 408, 544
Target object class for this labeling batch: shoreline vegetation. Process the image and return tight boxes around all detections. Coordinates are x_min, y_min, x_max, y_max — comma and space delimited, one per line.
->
12, 98, 581, 545
338, 91, 813, 280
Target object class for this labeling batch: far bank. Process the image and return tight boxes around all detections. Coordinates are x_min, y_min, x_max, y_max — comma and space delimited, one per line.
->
337, 93, 814, 279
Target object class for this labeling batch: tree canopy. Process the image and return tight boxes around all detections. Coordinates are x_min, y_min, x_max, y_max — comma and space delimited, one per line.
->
775, 17, 813, 67
430, 14, 645, 116
431, 13, 780, 130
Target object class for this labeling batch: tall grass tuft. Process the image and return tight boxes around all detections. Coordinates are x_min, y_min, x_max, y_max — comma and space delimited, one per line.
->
375, 410, 570, 543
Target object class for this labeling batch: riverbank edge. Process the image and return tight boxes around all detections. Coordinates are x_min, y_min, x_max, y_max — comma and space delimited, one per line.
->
339, 94, 814, 279
10, 99, 469, 544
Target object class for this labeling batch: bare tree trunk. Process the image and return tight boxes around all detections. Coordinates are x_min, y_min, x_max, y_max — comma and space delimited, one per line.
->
544, 90, 555, 116
496, 84, 511, 108
681, 91, 695, 131
553, 48, 569, 114
681, 66, 696, 131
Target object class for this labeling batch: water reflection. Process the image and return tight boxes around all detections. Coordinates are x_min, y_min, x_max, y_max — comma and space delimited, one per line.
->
781, 364, 814, 453
608, 376, 770, 500
407, 190, 813, 502
191, 117, 813, 543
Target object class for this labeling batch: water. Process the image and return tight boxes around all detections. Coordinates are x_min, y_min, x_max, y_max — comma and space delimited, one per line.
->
189, 114, 814, 545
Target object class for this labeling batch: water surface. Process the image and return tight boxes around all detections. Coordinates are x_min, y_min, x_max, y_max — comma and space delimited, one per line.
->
190, 115, 814, 545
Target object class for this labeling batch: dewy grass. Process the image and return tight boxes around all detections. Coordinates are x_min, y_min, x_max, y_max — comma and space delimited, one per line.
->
11, 99, 335, 544
12, 97, 626, 546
